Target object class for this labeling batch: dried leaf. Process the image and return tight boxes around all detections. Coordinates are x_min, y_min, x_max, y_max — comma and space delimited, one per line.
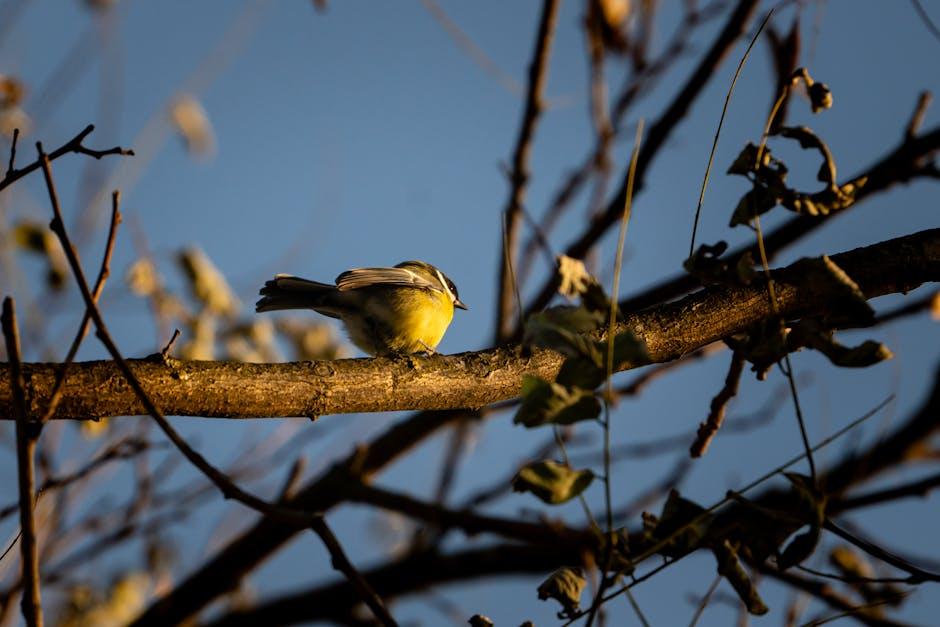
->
512, 460, 594, 505
0, 74, 25, 108
12, 221, 68, 290
557, 255, 594, 299
125, 258, 162, 297
0, 106, 30, 138
808, 81, 833, 112
178, 247, 239, 318
275, 318, 348, 360
729, 185, 779, 227
169, 94, 215, 158
537, 567, 586, 618
644, 490, 711, 557
180, 315, 217, 361
776, 126, 837, 187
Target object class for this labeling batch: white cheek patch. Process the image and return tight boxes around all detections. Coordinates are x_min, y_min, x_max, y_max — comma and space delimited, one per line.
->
435, 269, 456, 302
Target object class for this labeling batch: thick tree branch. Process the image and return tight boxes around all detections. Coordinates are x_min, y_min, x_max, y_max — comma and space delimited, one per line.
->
203, 543, 585, 627
2, 228, 937, 420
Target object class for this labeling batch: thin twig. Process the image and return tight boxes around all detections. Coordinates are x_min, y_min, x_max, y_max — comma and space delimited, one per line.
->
6, 127, 19, 176
689, 9, 773, 257
160, 328, 181, 360
798, 591, 911, 627
39, 191, 121, 423
911, 0, 940, 44
418, 0, 523, 97
0, 124, 132, 194
688, 575, 722, 627
1, 298, 43, 627
795, 564, 915, 586
624, 587, 652, 627
310, 516, 399, 627
495, 0, 561, 342
690, 351, 746, 457
832, 470, 940, 512
763, 566, 911, 627
823, 519, 940, 583
905, 91, 932, 138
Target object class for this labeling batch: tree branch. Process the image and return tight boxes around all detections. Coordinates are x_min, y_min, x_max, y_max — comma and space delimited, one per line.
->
0, 124, 132, 194
1, 298, 43, 627
2, 228, 937, 420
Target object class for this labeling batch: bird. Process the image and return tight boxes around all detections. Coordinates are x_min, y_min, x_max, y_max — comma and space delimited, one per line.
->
255, 260, 466, 356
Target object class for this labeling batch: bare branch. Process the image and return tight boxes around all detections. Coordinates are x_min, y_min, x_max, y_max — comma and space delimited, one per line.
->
690, 351, 746, 457
310, 516, 399, 627
1, 298, 43, 627
0, 124, 133, 194
38, 191, 122, 424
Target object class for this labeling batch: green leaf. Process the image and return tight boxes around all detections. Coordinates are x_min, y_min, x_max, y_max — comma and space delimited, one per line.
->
556, 356, 606, 390
609, 331, 649, 370
523, 306, 606, 363
514, 376, 602, 428
537, 567, 586, 618
512, 461, 594, 504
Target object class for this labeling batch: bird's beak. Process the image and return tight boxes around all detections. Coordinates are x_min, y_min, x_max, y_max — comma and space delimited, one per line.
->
454, 299, 468, 310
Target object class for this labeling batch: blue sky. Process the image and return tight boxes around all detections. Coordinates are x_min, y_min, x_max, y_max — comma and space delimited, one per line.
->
1, 1, 939, 625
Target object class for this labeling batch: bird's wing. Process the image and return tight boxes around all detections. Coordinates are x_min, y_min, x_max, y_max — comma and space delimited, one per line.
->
335, 267, 439, 292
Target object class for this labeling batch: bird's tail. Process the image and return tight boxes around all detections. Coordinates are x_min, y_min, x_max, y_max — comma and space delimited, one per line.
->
255, 275, 338, 314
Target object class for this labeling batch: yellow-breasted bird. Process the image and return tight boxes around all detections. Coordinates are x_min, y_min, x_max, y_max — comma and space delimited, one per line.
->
255, 260, 466, 356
